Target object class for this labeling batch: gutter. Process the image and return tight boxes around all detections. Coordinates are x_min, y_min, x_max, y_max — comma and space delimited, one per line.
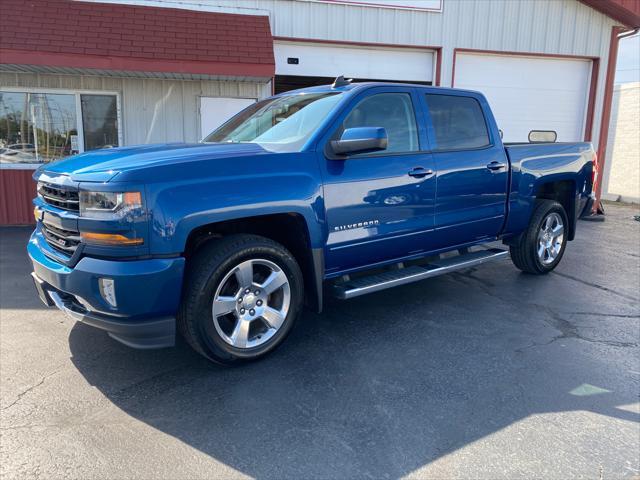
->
618, 27, 640, 40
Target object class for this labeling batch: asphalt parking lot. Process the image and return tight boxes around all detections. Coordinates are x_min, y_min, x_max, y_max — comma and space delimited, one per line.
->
1, 203, 639, 479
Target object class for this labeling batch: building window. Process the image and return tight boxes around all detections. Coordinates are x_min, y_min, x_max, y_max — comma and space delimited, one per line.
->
81, 95, 119, 151
0, 90, 120, 168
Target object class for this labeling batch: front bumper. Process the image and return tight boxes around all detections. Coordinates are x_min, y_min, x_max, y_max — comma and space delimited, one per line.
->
28, 230, 185, 349
31, 273, 175, 348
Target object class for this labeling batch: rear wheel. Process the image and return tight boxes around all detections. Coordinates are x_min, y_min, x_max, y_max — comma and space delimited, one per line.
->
510, 200, 568, 274
178, 235, 304, 364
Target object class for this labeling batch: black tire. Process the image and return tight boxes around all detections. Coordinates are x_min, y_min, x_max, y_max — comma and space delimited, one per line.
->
510, 199, 569, 275
178, 234, 304, 365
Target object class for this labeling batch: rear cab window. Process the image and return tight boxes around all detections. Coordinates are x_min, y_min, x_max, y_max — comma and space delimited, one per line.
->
425, 94, 490, 151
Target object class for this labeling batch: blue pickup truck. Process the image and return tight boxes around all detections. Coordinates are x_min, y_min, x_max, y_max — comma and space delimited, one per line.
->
28, 79, 597, 364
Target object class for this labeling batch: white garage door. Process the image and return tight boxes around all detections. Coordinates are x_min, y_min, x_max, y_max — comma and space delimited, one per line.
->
199, 97, 256, 140
454, 53, 592, 143
275, 41, 434, 83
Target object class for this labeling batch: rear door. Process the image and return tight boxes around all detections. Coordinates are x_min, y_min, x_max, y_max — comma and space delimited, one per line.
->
421, 91, 509, 248
320, 87, 436, 275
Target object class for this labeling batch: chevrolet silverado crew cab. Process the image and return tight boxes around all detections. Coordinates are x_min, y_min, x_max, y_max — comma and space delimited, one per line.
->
29, 79, 597, 364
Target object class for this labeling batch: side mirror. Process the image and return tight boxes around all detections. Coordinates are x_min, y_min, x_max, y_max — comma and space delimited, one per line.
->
528, 130, 557, 143
330, 127, 388, 156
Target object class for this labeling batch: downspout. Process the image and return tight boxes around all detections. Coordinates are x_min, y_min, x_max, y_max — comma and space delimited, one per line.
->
591, 26, 639, 216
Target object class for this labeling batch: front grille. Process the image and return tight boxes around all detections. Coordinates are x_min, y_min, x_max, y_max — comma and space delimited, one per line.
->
38, 183, 79, 212
42, 223, 81, 254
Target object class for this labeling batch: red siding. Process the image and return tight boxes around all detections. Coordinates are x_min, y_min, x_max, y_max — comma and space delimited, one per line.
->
618, 0, 640, 12
0, 0, 274, 77
0, 170, 36, 226
579, 0, 640, 28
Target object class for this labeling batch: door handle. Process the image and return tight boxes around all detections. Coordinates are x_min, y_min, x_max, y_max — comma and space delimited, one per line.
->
486, 161, 506, 171
408, 167, 434, 178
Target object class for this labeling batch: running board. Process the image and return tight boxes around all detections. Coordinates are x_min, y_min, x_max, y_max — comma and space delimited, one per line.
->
332, 248, 509, 300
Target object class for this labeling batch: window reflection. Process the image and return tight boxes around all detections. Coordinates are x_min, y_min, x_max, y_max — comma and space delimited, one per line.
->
0, 92, 77, 164
0, 91, 119, 166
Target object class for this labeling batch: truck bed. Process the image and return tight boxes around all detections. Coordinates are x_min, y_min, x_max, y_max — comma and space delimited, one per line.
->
502, 141, 596, 237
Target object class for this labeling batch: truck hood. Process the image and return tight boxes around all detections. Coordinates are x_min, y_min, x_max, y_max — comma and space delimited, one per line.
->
39, 143, 270, 182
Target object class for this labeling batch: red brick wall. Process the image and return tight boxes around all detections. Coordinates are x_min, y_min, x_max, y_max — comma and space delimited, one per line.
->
0, 0, 274, 76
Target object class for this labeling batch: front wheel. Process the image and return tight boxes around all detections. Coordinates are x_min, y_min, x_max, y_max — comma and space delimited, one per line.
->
510, 200, 568, 274
178, 235, 304, 364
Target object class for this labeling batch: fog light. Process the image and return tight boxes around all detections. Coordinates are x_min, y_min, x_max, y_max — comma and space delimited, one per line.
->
99, 278, 117, 307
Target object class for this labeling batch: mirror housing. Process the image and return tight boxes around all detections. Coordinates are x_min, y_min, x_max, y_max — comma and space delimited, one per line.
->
528, 130, 557, 143
330, 127, 388, 156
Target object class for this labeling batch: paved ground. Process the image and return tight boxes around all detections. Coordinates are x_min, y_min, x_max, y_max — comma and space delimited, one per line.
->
1, 203, 639, 480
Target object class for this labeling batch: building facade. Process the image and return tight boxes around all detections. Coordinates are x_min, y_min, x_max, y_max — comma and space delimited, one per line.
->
1, 0, 639, 224
602, 82, 640, 203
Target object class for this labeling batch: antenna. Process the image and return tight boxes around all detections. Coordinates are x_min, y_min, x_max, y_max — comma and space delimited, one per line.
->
332, 75, 352, 88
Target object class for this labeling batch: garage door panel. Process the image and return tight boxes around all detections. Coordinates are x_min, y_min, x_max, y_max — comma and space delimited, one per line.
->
454, 53, 591, 142
275, 41, 434, 83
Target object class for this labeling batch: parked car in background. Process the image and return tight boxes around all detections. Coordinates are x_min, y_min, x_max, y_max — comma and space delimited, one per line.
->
3, 142, 34, 151
28, 80, 597, 364
0, 144, 36, 163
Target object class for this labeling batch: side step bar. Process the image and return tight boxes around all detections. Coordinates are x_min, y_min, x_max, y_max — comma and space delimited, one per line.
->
332, 248, 509, 300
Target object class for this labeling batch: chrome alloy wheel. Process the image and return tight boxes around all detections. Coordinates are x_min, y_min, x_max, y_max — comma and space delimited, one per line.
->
212, 259, 291, 349
537, 212, 564, 265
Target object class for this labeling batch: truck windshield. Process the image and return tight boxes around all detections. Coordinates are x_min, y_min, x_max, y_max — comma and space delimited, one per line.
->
203, 92, 343, 152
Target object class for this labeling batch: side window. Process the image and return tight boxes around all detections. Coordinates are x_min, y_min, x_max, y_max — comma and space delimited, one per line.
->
342, 93, 419, 154
425, 94, 490, 151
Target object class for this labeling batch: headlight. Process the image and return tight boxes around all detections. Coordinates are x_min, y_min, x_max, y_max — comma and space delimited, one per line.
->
79, 191, 142, 219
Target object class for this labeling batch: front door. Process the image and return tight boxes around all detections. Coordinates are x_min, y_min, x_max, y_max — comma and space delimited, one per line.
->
421, 92, 509, 248
320, 88, 437, 275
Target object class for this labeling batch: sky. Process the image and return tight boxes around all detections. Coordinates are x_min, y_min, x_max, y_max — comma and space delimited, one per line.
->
615, 34, 640, 84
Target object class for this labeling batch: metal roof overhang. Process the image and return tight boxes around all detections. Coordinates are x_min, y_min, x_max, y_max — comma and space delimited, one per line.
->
0, 49, 274, 82
0, 64, 272, 83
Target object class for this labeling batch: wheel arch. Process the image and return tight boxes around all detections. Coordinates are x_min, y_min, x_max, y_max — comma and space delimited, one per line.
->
534, 178, 577, 240
183, 213, 324, 313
